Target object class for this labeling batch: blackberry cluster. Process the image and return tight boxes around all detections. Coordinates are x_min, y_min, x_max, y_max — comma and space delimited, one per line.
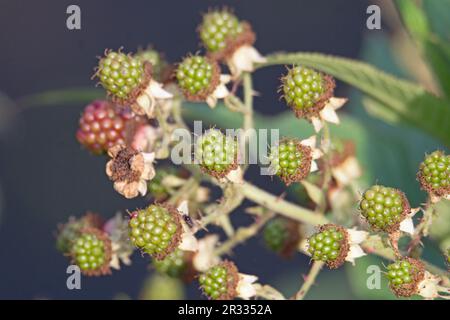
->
281, 66, 333, 118
269, 139, 312, 185
199, 10, 245, 54
307, 225, 348, 269
176, 55, 218, 100
195, 129, 238, 178
95, 50, 146, 103
385, 258, 424, 297
359, 185, 409, 232
152, 249, 188, 278
76, 100, 136, 154
263, 218, 300, 257
129, 204, 181, 260
199, 261, 238, 300
417, 150, 449, 197
71, 228, 111, 276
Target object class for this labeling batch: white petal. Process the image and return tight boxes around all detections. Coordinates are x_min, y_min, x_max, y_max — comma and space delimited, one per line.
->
345, 244, 366, 265
347, 228, 368, 244
310, 160, 318, 172
300, 135, 316, 148
228, 45, 266, 76
193, 235, 220, 272
178, 230, 198, 252
328, 97, 348, 110
206, 95, 218, 108
213, 83, 230, 99
143, 152, 155, 163
418, 271, 440, 299
135, 93, 154, 118
319, 104, 340, 124
331, 157, 362, 186
224, 167, 244, 184
399, 217, 415, 235
236, 273, 258, 300
311, 117, 323, 133
137, 180, 148, 196
177, 200, 189, 216
311, 148, 323, 160
148, 80, 173, 99
219, 74, 232, 84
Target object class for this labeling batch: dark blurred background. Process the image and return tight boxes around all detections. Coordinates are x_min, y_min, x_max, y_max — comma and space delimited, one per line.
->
0, 0, 444, 300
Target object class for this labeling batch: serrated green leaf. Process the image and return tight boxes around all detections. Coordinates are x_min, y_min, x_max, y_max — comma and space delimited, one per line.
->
257, 52, 450, 147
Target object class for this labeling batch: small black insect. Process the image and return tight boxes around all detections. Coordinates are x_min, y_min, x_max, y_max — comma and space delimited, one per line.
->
183, 215, 194, 228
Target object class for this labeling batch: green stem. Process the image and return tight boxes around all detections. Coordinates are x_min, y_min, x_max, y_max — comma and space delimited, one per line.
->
316, 122, 332, 215
294, 261, 324, 300
239, 182, 329, 225
167, 176, 199, 206
214, 211, 274, 256
242, 72, 254, 132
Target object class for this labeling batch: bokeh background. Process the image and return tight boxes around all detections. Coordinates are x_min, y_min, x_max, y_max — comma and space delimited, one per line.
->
0, 0, 448, 299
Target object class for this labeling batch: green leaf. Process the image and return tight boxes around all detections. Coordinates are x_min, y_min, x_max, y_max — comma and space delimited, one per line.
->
257, 52, 450, 147
17, 88, 104, 109
395, 0, 450, 98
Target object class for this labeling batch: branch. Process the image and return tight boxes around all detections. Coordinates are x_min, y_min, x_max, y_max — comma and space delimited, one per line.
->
294, 261, 325, 300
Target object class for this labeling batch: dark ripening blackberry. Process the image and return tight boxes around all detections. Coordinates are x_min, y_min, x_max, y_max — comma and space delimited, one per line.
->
307, 224, 349, 269
70, 227, 112, 276
176, 55, 220, 101
385, 258, 425, 297
281, 66, 335, 119
76, 100, 140, 155
359, 185, 410, 233
195, 129, 238, 179
263, 217, 301, 258
94, 50, 151, 105
199, 261, 239, 300
269, 138, 312, 185
198, 9, 255, 61
417, 150, 450, 197
129, 204, 182, 260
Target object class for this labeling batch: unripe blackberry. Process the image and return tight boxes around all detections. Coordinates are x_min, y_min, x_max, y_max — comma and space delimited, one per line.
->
94, 50, 150, 105
195, 129, 238, 179
281, 66, 335, 119
76, 100, 140, 154
56, 213, 103, 254
129, 204, 182, 260
268, 138, 312, 185
176, 55, 220, 101
359, 185, 410, 233
198, 9, 255, 60
263, 217, 301, 258
385, 258, 425, 297
70, 227, 112, 276
307, 224, 349, 269
152, 248, 189, 278
199, 261, 239, 300
135, 48, 169, 83
417, 150, 450, 197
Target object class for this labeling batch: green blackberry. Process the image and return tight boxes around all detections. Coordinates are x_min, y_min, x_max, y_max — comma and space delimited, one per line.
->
135, 48, 169, 82
281, 66, 335, 119
176, 55, 220, 100
199, 261, 239, 300
269, 138, 312, 185
70, 228, 112, 276
385, 258, 425, 297
195, 129, 238, 178
198, 9, 255, 60
359, 185, 410, 233
417, 150, 450, 197
263, 217, 300, 257
307, 224, 349, 269
152, 249, 190, 278
94, 50, 150, 105
129, 204, 182, 260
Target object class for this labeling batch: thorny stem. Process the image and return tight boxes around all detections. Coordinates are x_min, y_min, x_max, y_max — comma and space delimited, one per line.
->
407, 198, 435, 254
294, 261, 325, 300
214, 211, 275, 256
167, 176, 199, 206
316, 121, 332, 215
242, 72, 254, 133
